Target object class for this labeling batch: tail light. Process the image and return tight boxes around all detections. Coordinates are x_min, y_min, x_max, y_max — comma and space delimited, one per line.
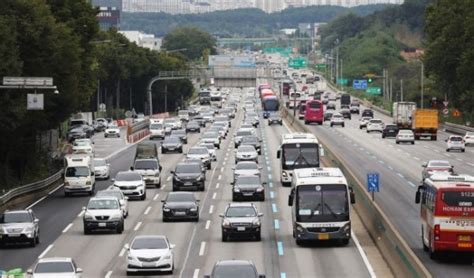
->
434, 224, 440, 240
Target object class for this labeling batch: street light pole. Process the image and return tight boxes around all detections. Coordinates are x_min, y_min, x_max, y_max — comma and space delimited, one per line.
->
421, 62, 424, 108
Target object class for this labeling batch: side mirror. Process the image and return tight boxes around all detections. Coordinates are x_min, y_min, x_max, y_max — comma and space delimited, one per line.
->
219, 213, 224, 218
130, 166, 134, 171
107, 163, 111, 167
27, 269, 33, 275
76, 268, 83, 273
159, 165, 163, 171
288, 188, 294, 206
422, 163, 427, 168
415, 186, 423, 204
34, 218, 39, 224
111, 178, 115, 182
319, 147, 325, 157
119, 200, 125, 206
276, 150, 281, 159
170, 244, 176, 249
124, 244, 130, 250
124, 196, 129, 200
82, 206, 86, 211
170, 170, 175, 174
258, 213, 264, 217
350, 187, 356, 204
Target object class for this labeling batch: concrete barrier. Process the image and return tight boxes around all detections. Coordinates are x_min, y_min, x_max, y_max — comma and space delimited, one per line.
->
127, 129, 150, 144
283, 107, 431, 278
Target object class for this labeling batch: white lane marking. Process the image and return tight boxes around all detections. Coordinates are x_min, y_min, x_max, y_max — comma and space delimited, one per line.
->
199, 241, 206, 256
396, 148, 403, 152
78, 211, 85, 218
153, 193, 160, 201
388, 144, 394, 148
223, 161, 226, 166
218, 175, 222, 180
220, 168, 224, 172
205, 220, 211, 230
359, 147, 364, 151
118, 244, 127, 257
134, 221, 142, 231
26, 195, 48, 210
193, 269, 200, 278
62, 223, 73, 233
224, 157, 228, 162
38, 244, 53, 259
48, 183, 64, 195
162, 184, 167, 189
378, 160, 384, 164
468, 163, 474, 167
397, 173, 405, 178
388, 166, 394, 171
408, 181, 417, 188
209, 205, 214, 214
444, 153, 451, 157
216, 183, 220, 189
144, 206, 152, 215
456, 158, 463, 162
105, 271, 113, 278
167, 176, 171, 181
434, 149, 440, 153
413, 156, 420, 161
212, 192, 217, 199
352, 231, 377, 278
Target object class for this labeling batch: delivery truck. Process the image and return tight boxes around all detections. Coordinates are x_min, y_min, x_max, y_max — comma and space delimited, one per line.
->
412, 109, 438, 140
392, 102, 417, 129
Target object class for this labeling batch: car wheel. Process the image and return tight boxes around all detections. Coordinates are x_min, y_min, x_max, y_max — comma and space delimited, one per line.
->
342, 124, 345, 128
396, 141, 399, 144
412, 141, 415, 145
280, 122, 283, 125
359, 126, 362, 129
141, 192, 146, 200
340, 238, 350, 246
207, 163, 211, 170
255, 232, 261, 241
117, 224, 123, 234
35, 232, 40, 244
199, 183, 205, 191
194, 216, 199, 222
179, 148, 183, 153
446, 149, 450, 152
222, 232, 228, 242
30, 238, 36, 247
84, 227, 90, 235
330, 124, 333, 127
382, 135, 385, 138
161, 148, 166, 154
462, 149, 465, 152
65, 192, 71, 197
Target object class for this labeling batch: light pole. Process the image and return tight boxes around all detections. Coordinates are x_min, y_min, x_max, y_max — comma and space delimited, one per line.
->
421, 62, 424, 108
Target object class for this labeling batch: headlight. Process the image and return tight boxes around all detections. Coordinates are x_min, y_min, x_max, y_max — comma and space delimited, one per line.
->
296, 224, 304, 232
222, 219, 231, 228
173, 176, 180, 181
24, 226, 35, 233
190, 207, 197, 212
234, 188, 240, 192
256, 187, 264, 192
86, 180, 92, 185
343, 224, 351, 232
163, 254, 171, 260
110, 214, 122, 221
0, 227, 6, 234
282, 172, 288, 177
127, 255, 136, 261
64, 181, 69, 186
163, 207, 170, 212
196, 176, 202, 181
155, 172, 160, 177
84, 212, 93, 220
252, 218, 261, 226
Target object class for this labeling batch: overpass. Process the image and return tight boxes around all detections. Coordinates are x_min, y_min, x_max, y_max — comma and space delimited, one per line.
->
217, 37, 313, 47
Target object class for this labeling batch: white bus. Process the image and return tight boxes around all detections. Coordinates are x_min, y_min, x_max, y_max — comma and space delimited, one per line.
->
276, 133, 322, 186
288, 168, 355, 245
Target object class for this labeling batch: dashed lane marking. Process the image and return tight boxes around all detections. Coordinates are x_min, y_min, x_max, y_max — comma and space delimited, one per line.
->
205, 220, 211, 230
153, 193, 160, 201
144, 206, 152, 215
277, 241, 284, 256
209, 205, 214, 214
193, 269, 200, 278
199, 241, 206, 256
274, 219, 280, 230
134, 221, 142, 231
38, 244, 53, 259
62, 223, 73, 233
272, 203, 278, 213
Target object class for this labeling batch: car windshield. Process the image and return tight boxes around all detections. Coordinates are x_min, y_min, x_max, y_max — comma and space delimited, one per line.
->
176, 164, 201, 173
132, 237, 168, 250
296, 184, 349, 222
450, 136, 463, 141
150, 124, 162, 129
236, 176, 260, 185
115, 172, 141, 181
188, 121, 199, 126
94, 159, 106, 167
171, 130, 185, 136
0, 212, 32, 223
428, 161, 451, 167
189, 148, 208, 155
108, 125, 118, 129
88, 199, 119, 210
225, 207, 257, 217
332, 115, 342, 118
242, 136, 257, 143
164, 137, 180, 143
65, 166, 89, 177
399, 130, 412, 134
213, 264, 257, 278
370, 120, 382, 124
236, 130, 252, 137
135, 160, 158, 170
203, 132, 218, 138
167, 193, 195, 202
238, 146, 255, 152
96, 191, 123, 200
34, 262, 74, 273
236, 162, 258, 170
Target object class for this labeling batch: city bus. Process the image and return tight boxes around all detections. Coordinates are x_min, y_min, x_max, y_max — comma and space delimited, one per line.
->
415, 173, 474, 259
288, 168, 355, 245
262, 95, 279, 119
276, 133, 322, 186
304, 99, 324, 125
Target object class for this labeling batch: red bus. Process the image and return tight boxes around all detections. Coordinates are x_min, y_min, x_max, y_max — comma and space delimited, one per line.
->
304, 100, 324, 125
415, 173, 474, 259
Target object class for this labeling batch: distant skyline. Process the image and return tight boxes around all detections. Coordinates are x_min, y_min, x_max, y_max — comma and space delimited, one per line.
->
120, 0, 404, 14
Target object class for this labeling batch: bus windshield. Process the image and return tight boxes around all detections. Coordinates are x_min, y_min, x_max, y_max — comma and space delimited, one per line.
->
296, 184, 349, 222
263, 99, 279, 111
282, 143, 319, 170
437, 189, 474, 215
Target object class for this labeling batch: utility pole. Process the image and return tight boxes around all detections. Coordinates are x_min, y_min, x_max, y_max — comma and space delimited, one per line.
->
390, 78, 393, 102
336, 44, 339, 86
400, 79, 404, 101
164, 84, 168, 113
340, 58, 343, 90
421, 62, 424, 108
96, 79, 100, 112
382, 69, 386, 100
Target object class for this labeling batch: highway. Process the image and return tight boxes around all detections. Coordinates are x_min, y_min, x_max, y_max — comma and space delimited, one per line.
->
0, 92, 381, 277
289, 79, 474, 277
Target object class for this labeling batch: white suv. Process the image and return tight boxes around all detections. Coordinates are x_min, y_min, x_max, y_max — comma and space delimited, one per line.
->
366, 119, 384, 133
446, 135, 465, 152
82, 197, 124, 234
149, 122, 165, 140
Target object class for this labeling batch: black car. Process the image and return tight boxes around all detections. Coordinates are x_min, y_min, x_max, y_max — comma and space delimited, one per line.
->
240, 135, 262, 154
162, 192, 199, 222
382, 124, 399, 138
161, 136, 183, 153
67, 125, 94, 142
191, 115, 206, 127
204, 260, 265, 278
171, 162, 205, 191
361, 109, 374, 118
186, 121, 201, 133
171, 129, 188, 144
220, 203, 262, 242
340, 109, 352, 120
324, 111, 334, 122
232, 175, 265, 201
350, 104, 360, 114
268, 114, 282, 125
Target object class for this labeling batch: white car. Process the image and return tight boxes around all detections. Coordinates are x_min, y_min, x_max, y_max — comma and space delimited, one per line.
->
28, 257, 82, 278
330, 113, 345, 127
201, 131, 221, 148
126, 235, 175, 275
113, 171, 147, 200
235, 145, 258, 163
359, 117, 371, 129
72, 139, 94, 154
233, 161, 261, 180
464, 132, 474, 146
93, 158, 110, 179
366, 119, 384, 133
149, 122, 165, 140
446, 135, 465, 152
187, 146, 212, 170
163, 118, 182, 130
199, 142, 217, 161
396, 130, 415, 144
96, 187, 129, 218
104, 124, 120, 138
82, 197, 124, 234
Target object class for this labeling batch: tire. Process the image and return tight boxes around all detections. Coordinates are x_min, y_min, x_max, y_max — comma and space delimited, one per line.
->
446, 149, 450, 152
163, 216, 169, 222
412, 141, 415, 145
396, 141, 399, 144
340, 238, 350, 246
194, 216, 199, 222
304, 121, 309, 125
179, 148, 183, 153
141, 192, 146, 200
35, 232, 40, 244
222, 232, 228, 242
422, 227, 429, 252
199, 183, 205, 191
65, 192, 71, 197
359, 126, 362, 129
30, 238, 36, 247
117, 223, 123, 234
462, 149, 465, 152
232, 194, 237, 201
330, 124, 333, 127
84, 227, 90, 235
207, 163, 211, 170
255, 232, 261, 241
342, 124, 345, 128
382, 135, 385, 138
155, 179, 161, 188
162, 148, 166, 154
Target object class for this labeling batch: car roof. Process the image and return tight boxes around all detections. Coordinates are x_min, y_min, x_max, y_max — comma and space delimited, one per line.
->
133, 235, 167, 241
37, 257, 73, 263
3, 209, 31, 214
90, 196, 119, 201
215, 260, 254, 267
228, 202, 255, 208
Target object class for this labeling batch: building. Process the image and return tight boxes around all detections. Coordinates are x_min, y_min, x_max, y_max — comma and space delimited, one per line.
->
96, 7, 121, 29
119, 31, 162, 51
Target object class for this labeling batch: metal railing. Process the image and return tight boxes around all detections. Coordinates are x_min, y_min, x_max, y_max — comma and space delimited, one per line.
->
0, 170, 63, 208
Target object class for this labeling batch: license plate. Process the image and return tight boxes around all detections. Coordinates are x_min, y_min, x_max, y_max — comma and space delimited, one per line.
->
142, 262, 155, 267
458, 235, 471, 241
457, 243, 472, 248
175, 212, 186, 216
9, 234, 21, 237
184, 182, 193, 186
98, 223, 106, 227
237, 227, 246, 231
318, 233, 329, 240
243, 193, 254, 196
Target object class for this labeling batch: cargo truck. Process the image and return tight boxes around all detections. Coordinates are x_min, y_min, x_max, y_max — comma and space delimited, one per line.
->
392, 102, 417, 129
412, 109, 438, 140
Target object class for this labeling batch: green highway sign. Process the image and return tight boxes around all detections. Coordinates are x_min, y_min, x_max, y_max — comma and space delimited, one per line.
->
366, 87, 382, 95
337, 78, 349, 86
288, 57, 307, 69
315, 64, 327, 70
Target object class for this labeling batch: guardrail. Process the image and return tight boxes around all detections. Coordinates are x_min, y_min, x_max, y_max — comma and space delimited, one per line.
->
443, 122, 474, 135
282, 107, 431, 278
0, 170, 63, 211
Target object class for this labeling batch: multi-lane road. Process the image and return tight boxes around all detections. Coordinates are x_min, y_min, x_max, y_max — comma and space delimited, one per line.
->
288, 78, 474, 277
1, 90, 387, 277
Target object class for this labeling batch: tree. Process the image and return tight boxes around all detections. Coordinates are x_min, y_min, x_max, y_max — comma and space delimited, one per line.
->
162, 27, 216, 61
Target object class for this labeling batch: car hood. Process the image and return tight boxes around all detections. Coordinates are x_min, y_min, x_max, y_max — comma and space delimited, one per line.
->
164, 201, 197, 209
106, 128, 120, 132
162, 142, 181, 147
175, 173, 202, 179
234, 170, 259, 176
86, 209, 121, 217
187, 154, 210, 160
237, 152, 257, 157
32, 273, 78, 278
94, 166, 108, 171
129, 248, 170, 258
69, 128, 84, 133
235, 184, 262, 190
226, 217, 257, 224
134, 169, 158, 175
0, 222, 33, 231
115, 180, 143, 186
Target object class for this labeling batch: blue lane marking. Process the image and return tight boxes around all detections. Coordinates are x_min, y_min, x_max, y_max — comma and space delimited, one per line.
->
274, 219, 280, 230
408, 181, 416, 188
269, 182, 273, 188
267, 166, 271, 171
270, 191, 275, 199
280, 273, 287, 278
268, 174, 272, 180
272, 203, 278, 213
277, 241, 284, 256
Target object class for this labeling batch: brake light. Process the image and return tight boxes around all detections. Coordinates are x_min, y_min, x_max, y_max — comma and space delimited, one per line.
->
434, 224, 440, 240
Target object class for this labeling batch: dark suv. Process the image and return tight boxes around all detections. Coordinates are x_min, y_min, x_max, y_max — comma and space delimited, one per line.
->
382, 124, 399, 138
232, 175, 265, 201
361, 109, 374, 118
220, 203, 263, 241
171, 162, 206, 191
161, 136, 183, 153
204, 260, 265, 278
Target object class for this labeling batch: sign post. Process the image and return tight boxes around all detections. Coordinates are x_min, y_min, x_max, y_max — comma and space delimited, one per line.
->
367, 172, 380, 201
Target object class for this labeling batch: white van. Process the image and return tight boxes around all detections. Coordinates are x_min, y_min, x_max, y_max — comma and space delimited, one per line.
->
64, 154, 95, 196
